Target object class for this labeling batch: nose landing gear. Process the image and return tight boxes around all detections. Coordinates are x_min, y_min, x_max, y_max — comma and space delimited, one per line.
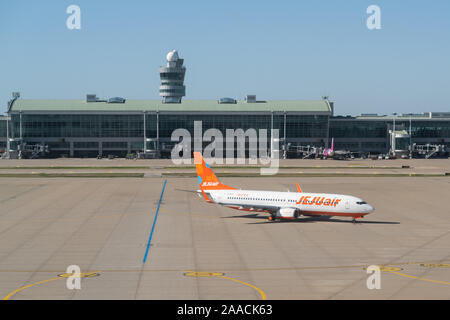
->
352, 216, 363, 223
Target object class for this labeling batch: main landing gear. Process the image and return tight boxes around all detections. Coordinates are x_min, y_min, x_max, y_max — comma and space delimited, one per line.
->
352, 216, 363, 224
268, 214, 276, 222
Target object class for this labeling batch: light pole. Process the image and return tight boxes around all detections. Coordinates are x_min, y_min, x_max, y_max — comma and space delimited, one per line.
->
156, 110, 159, 154
6, 116, 9, 159
409, 113, 412, 159
143, 111, 146, 154
392, 112, 397, 156
283, 111, 286, 159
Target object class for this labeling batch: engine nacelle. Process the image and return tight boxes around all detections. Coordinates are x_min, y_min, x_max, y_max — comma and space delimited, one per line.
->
276, 208, 299, 219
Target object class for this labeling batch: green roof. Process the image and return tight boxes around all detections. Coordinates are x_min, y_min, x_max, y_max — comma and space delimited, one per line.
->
10, 99, 331, 113
355, 114, 450, 120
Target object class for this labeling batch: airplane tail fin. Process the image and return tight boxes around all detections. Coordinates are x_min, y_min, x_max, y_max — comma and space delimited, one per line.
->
194, 152, 235, 192
331, 138, 334, 151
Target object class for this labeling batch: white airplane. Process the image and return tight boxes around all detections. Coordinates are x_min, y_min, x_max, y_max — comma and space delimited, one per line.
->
193, 152, 375, 223
322, 138, 351, 160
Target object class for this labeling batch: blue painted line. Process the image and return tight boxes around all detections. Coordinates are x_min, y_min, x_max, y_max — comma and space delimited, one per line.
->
142, 179, 167, 263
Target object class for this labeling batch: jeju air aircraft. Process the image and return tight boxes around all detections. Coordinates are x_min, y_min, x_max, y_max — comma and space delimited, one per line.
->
322, 138, 351, 160
193, 152, 374, 222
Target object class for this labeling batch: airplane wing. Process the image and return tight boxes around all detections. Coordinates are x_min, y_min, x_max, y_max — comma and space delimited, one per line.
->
334, 150, 351, 155
221, 202, 283, 214
175, 188, 199, 194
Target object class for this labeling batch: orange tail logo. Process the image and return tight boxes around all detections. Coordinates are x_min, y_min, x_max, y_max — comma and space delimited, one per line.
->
194, 152, 235, 191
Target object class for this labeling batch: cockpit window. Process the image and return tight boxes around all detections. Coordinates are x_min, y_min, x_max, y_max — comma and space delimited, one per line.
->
356, 201, 367, 205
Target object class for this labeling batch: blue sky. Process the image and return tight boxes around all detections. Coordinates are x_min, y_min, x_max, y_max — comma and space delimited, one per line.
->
0, 0, 449, 115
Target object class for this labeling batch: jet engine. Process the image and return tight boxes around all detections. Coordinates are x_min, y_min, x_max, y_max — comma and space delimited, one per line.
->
276, 208, 299, 219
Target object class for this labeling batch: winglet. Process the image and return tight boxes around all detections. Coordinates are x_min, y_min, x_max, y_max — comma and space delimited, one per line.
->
296, 183, 302, 193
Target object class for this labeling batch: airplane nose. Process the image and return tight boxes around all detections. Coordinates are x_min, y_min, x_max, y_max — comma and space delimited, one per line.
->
366, 204, 375, 213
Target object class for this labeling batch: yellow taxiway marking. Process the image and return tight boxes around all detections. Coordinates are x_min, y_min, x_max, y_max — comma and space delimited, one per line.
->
372, 264, 450, 286
378, 266, 403, 272
386, 270, 450, 286
184, 271, 224, 277
184, 271, 267, 300
417, 263, 450, 268
2, 260, 448, 299
3, 271, 100, 300
3, 277, 61, 300
57, 271, 100, 278
218, 275, 267, 300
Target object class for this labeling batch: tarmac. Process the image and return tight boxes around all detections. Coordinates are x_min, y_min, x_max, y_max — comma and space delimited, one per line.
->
0, 158, 449, 299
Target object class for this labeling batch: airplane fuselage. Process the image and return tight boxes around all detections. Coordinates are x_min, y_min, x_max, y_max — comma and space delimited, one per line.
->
205, 189, 374, 218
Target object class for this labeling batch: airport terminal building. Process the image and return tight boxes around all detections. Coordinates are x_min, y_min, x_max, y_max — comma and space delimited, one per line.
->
2, 98, 450, 159
3, 98, 332, 158
1, 50, 449, 159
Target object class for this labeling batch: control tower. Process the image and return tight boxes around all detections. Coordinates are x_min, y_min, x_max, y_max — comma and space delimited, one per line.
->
159, 50, 186, 103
